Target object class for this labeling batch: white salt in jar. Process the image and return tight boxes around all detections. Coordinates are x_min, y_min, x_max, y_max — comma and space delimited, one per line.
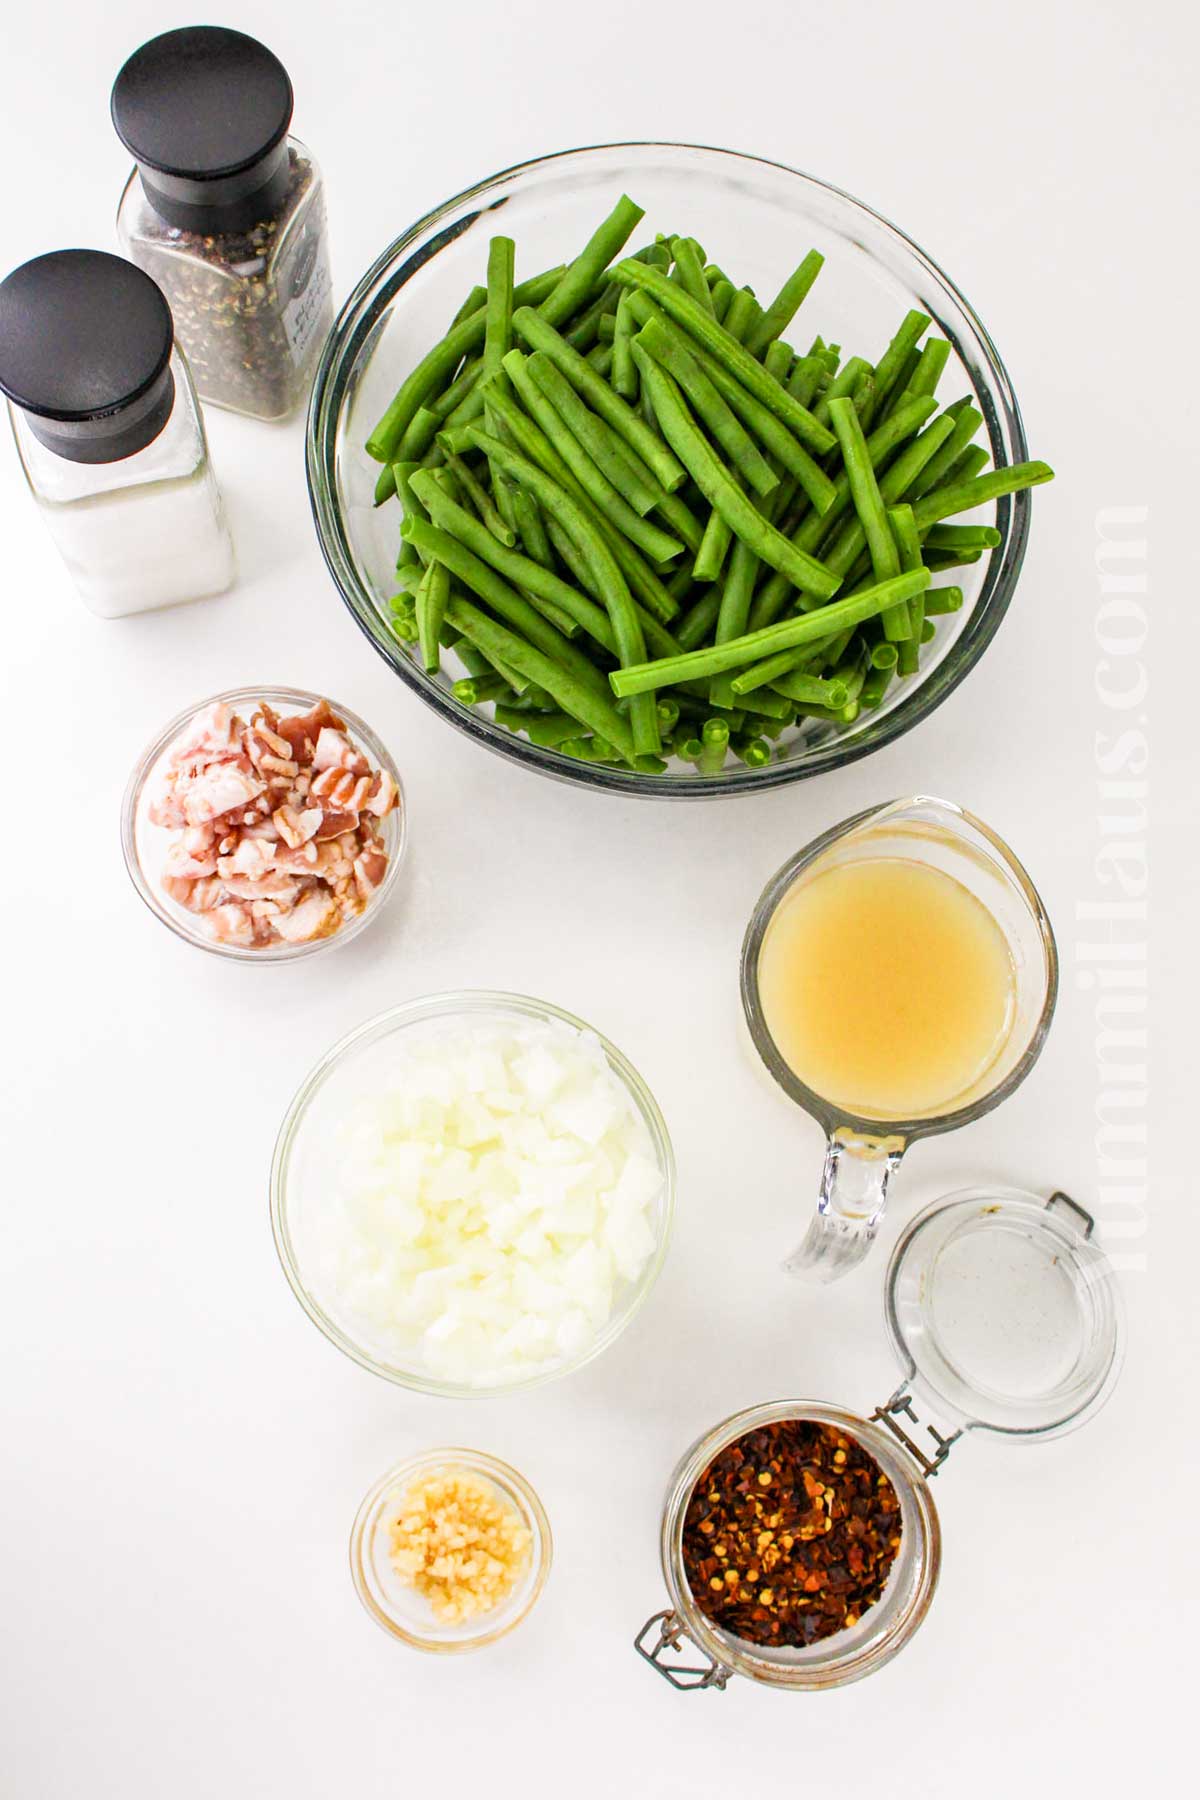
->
0, 249, 234, 618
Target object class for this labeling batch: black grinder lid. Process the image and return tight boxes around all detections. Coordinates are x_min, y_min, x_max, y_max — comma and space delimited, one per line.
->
0, 250, 176, 464
111, 25, 295, 233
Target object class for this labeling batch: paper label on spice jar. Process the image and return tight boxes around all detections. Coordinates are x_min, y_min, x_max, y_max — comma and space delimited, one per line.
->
282, 237, 332, 369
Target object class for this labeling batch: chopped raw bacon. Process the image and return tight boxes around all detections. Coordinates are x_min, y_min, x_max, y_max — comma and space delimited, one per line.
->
147, 695, 399, 948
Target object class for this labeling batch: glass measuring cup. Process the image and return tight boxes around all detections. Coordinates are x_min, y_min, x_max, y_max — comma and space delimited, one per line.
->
740, 797, 1058, 1283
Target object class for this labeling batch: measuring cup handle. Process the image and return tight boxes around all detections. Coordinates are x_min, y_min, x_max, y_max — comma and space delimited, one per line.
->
783, 1130, 905, 1283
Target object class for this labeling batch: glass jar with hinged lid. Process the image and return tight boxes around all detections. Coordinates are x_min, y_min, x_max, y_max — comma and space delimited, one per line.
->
635, 1187, 1123, 1692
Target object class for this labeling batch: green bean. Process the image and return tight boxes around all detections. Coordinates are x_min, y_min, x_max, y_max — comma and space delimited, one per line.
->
559, 735, 622, 764
924, 523, 1002, 550
732, 734, 772, 767
374, 464, 397, 507
697, 717, 731, 773
725, 684, 792, 721
676, 586, 723, 650
389, 609, 419, 642
828, 396, 907, 637
612, 292, 637, 399
763, 340, 793, 384
673, 338, 838, 514
495, 706, 580, 746
710, 278, 735, 325
612, 261, 836, 452
416, 558, 451, 673
445, 595, 636, 764
562, 282, 620, 351
921, 618, 936, 643
465, 427, 661, 757
443, 452, 516, 546
609, 568, 929, 696
512, 304, 685, 492
745, 395, 938, 630
693, 507, 733, 583
656, 697, 681, 736
450, 285, 488, 329
483, 237, 515, 381
745, 250, 824, 358
924, 585, 965, 615
633, 351, 840, 598
870, 639, 900, 668
404, 515, 613, 703
634, 317, 778, 498
788, 353, 828, 410
429, 357, 482, 421
397, 405, 441, 461
366, 265, 565, 461
860, 662, 896, 709
596, 315, 617, 343
453, 670, 516, 706
796, 698, 861, 727
668, 236, 714, 312
722, 287, 764, 347
539, 194, 646, 328
730, 641, 832, 696
769, 668, 852, 706
509, 484, 554, 570
478, 374, 679, 624
887, 502, 925, 650
910, 461, 1055, 531
413, 469, 620, 651
518, 352, 682, 560
859, 309, 930, 429
906, 406, 983, 499
392, 460, 428, 568
812, 356, 873, 429
803, 411, 959, 609
526, 351, 666, 518
906, 338, 951, 400
940, 444, 990, 488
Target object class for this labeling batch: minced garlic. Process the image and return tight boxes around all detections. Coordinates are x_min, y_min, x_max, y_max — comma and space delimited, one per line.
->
386, 1467, 532, 1623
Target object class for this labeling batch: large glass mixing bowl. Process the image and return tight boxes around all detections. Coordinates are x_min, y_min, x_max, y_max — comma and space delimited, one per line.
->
308, 142, 1033, 797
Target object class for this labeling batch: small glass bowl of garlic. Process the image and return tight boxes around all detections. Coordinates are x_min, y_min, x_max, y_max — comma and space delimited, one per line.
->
350, 1447, 552, 1651
271, 991, 675, 1396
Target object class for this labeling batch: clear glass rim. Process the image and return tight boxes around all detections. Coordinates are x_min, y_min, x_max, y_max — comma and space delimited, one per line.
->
658, 1398, 942, 1689
884, 1187, 1127, 1440
349, 1446, 553, 1652
270, 988, 677, 1396
119, 684, 407, 963
306, 139, 1032, 799
739, 794, 1059, 1140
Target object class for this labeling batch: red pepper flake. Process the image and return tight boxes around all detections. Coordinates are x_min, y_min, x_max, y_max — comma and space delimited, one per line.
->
681, 1420, 902, 1648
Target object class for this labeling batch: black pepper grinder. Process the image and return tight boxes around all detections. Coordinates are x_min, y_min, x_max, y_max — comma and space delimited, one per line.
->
112, 25, 333, 423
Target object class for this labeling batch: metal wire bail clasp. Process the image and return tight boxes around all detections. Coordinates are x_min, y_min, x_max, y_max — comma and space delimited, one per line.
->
870, 1390, 961, 1478
634, 1611, 730, 1691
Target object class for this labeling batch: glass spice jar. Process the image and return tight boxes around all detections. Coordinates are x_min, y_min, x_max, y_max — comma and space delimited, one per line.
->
112, 26, 334, 423
0, 250, 234, 619
635, 1188, 1124, 1692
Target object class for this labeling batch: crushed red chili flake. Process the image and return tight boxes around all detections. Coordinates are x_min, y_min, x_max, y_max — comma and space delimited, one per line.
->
681, 1419, 902, 1648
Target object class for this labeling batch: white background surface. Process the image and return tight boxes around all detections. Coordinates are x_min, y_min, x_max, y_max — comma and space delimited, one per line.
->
1, 2, 1194, 1794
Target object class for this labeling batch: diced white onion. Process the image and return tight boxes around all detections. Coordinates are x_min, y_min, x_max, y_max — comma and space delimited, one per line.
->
299, 1018, 663, 1387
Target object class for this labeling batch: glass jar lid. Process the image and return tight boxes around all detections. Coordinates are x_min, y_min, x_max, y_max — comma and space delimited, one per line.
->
883, 1188, 1124, 1440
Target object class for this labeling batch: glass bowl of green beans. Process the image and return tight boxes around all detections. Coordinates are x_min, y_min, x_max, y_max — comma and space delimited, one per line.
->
307, 142, 1046, 796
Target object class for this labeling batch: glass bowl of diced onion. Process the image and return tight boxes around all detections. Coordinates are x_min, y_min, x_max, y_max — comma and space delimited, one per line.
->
306, 140, 1033, 797
270, 991, 675, 1396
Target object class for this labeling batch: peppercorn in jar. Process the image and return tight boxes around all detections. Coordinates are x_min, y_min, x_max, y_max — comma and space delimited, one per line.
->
112, 26, 333, 422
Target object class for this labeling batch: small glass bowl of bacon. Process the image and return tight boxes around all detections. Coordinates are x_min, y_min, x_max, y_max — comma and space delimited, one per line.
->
122, 686, 406, 960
